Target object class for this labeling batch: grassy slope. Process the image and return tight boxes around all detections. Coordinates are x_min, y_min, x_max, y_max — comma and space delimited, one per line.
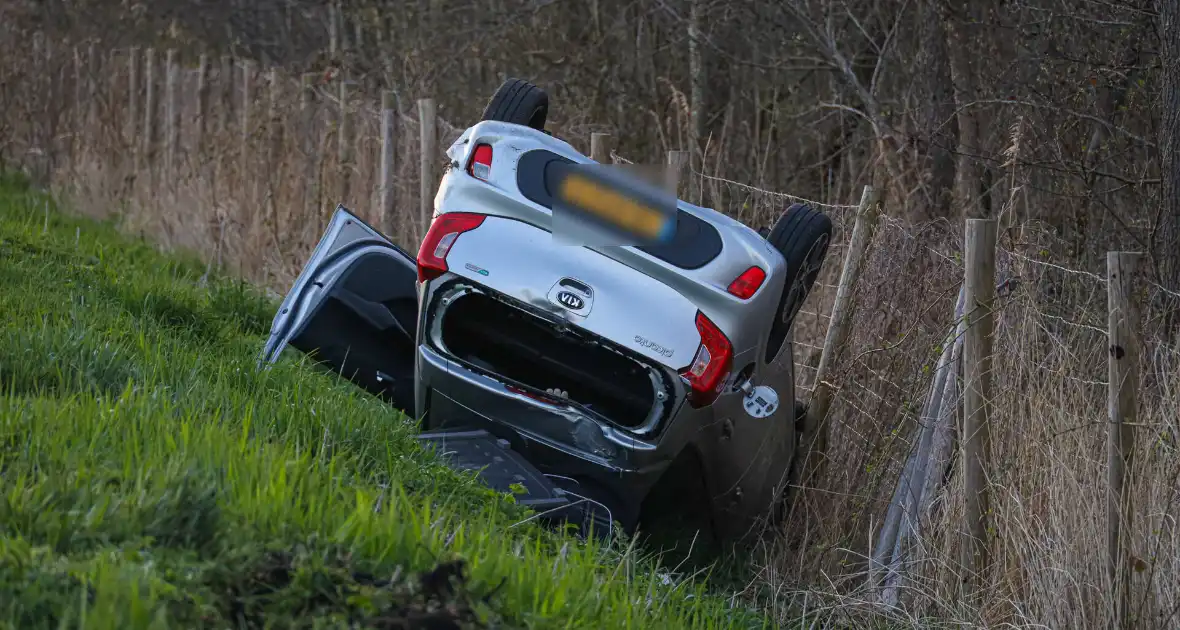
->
0, 174, 770, 629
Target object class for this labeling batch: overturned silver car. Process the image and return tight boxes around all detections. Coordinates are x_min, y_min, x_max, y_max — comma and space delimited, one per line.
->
259, 79, 833, 546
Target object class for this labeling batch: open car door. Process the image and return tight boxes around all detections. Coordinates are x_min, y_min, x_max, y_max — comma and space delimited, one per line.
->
259, 205, 419, 416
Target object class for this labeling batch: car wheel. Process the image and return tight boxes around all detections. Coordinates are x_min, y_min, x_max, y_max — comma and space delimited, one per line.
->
481, 78, 549, 131
764, 203, 833, 364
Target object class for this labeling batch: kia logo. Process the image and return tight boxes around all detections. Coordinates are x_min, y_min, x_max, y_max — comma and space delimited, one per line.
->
556, 291, 585, 310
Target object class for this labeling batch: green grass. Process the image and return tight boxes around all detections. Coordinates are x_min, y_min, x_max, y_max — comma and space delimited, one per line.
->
0, 172, 772, 629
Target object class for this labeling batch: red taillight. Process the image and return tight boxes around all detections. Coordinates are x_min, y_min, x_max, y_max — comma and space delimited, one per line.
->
416, 212, 486, 282
467, 143, 493, 180
727, 266, 767, 299
680, 311, 733, 408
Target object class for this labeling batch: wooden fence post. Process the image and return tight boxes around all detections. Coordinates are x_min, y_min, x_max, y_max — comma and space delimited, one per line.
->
591, 132, 613, 164
142, 47, 157, 193
338, 78, 353, 206
418, 97, 437, 239
795, 184, 879, 490
164, 48, 179, 182
1107, 251, 1142, 628
961, 217, 998, 601
196, 54, 209, 159
379, 91, 398, 238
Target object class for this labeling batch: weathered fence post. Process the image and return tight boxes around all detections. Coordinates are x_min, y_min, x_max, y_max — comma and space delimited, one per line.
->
666, 150, 690, 198
164, 48, 179, 183
337, 78, 353, 206
961, 217, 998, 602
875, 282, 970, 606
195, 54, 209, 159
418, 97, 438, 238
1107, 251, 1142, 628
793, 184, 879, 492
379, 91, 398, 238
142, 47, 157, 193
590, 132, 614, 164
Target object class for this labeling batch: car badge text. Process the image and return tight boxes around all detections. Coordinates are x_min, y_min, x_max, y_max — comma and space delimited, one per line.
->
634, 335, 675, 358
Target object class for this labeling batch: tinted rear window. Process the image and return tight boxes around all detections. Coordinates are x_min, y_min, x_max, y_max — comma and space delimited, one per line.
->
515, 149, 723, 270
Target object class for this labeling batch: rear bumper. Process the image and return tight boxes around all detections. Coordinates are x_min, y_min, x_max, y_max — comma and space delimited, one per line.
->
414, 344, 676, 517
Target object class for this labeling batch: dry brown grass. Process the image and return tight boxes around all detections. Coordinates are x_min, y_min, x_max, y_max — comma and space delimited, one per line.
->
5, 37, 1180, 630
35, 49, 468, 293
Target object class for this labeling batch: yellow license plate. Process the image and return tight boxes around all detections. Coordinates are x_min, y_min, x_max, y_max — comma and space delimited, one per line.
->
556, 171, 672, 240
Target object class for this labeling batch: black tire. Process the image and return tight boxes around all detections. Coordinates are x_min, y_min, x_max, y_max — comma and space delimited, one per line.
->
764, 203, 833, 363
480, 78, 549, 131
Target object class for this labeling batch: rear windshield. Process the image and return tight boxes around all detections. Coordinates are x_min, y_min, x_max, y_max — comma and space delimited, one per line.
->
515, 149, 723, 270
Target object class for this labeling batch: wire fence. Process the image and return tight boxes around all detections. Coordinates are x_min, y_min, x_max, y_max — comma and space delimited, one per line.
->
7, 36, 1180, 627
644, 151, 1180, 625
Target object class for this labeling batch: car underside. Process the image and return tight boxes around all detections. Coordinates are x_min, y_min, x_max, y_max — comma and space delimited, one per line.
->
426, 281, 678, 432
260, 78, 835, 552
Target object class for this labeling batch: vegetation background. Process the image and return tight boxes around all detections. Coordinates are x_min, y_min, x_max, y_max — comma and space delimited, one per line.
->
2, 0, 1180, 627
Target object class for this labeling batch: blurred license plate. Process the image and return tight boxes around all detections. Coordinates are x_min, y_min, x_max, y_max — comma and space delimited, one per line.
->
555, 169, 675, 242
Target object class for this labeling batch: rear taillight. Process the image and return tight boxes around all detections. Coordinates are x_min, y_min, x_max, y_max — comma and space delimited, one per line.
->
467, 143, 493, 181
681, 311, 733, 408
727, 266, 767, 299
416, 212, 486, 282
